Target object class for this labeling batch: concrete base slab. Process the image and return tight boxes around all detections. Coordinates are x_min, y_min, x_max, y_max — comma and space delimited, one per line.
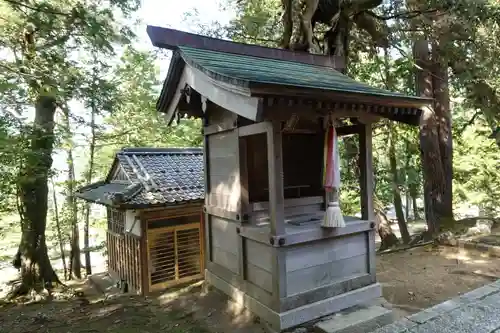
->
205, 269, 383, 332
314, 305, 393, 333
88, 272, 124, 299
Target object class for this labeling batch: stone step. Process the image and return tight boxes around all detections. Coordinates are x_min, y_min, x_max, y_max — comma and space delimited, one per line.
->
314, 305, 394, 333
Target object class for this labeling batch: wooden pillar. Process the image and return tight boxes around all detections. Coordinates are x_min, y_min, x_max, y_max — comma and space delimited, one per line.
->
266, 120, 285, 235
267, 121, 287, 306
202, 113, 212, 265
359, 122, 374, 221
140, 218, 150, 294
359, 122, 377, 283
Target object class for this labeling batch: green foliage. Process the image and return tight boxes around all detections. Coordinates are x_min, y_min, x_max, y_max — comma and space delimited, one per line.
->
186, 0, 500, 220
453, 107, 500, 216
92, 46, 203, 178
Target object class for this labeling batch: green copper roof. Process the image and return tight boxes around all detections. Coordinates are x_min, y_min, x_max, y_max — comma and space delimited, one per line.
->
178, 46, 426, 101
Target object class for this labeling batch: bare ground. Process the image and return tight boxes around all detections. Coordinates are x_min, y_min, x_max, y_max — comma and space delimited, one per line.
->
378, 245, 500, 316
1, 245, 499, 333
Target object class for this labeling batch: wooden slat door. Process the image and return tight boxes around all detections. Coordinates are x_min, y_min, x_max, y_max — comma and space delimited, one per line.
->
147, 222, 203, 291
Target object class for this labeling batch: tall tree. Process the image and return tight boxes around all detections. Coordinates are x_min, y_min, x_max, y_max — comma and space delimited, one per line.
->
388, 123, 411, 243
50, 177, 67, 281
60, 104, 81, 279
0, 0, 139, 295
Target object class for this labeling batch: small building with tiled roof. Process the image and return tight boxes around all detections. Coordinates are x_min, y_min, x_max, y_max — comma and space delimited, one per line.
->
76, 147, 204, 209
76, 147, 205, 295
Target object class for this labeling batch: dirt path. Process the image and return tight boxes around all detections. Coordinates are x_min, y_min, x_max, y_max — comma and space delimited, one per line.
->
1, 245, 499, 333
378, 245, 500, 316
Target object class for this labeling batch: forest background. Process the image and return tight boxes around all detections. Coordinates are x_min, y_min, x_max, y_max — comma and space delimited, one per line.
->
0, 0, 499, 287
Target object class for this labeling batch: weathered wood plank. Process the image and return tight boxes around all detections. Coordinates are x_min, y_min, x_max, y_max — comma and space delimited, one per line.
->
285, 233, 367, 272
238, 137, 250, 217
239, 219, 372, 247
367, 230, 377, 283
359, 123, 374, 221
212, 246, 239, 273
210, 217, 238, 254
272, 247, 287, 304
266, 121, 285, 235
245, 240, 272, 272
238, 121, 271, 137
283, 220, 372, 246
208, 130, 240, 212
205, 204, 240, 221
249, 203, 323, 225
246, 262, 273, 292
279, 274, 373, 311
286, 254, 368, 296
204, 119, 237, 136
206, 261, 274, 308
250, 196, 323, 212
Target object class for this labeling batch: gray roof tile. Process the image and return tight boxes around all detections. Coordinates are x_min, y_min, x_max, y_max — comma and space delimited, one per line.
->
76, 147, 204, 208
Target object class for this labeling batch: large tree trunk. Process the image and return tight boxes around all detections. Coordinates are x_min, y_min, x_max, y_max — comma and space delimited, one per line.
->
413, 39, 453, 236
12, 95, 60, 296
389, 125, 411, 243
431, 42, 453, 220
62, 106, 81, 280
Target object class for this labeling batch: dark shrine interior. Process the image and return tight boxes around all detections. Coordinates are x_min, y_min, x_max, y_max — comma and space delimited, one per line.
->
243, 121, 327, 203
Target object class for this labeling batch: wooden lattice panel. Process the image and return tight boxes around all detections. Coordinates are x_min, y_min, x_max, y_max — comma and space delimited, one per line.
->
147, 222, 203, 291
106, 232, 142, 294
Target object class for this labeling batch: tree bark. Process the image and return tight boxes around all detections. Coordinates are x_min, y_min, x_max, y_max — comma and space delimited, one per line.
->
51, 177, 67, 281
62, 106, 81, 279
413, 39, 452, 236
431, 41, 453, 220
389, 125, 411, 243
12, 95, 60, 296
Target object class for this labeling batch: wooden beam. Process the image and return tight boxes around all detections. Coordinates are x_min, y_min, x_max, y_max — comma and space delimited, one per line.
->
146, 25, 344, 70
184, 65, 263, 121
204, 205, 241, 222
263, 101, 419, 125
266, 121, 285, 236
163, 70, 188, 125
238, 138, 250, 218
203, 119, 238, 136
252, 85, 431, 110
238, 121, 272, 137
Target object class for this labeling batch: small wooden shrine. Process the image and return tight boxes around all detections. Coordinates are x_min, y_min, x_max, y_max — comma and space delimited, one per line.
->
148, 26, 431, 331
75, 147, 205, 295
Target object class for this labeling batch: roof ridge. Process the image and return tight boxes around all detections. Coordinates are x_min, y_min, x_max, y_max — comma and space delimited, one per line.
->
119, 147, 203, 155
